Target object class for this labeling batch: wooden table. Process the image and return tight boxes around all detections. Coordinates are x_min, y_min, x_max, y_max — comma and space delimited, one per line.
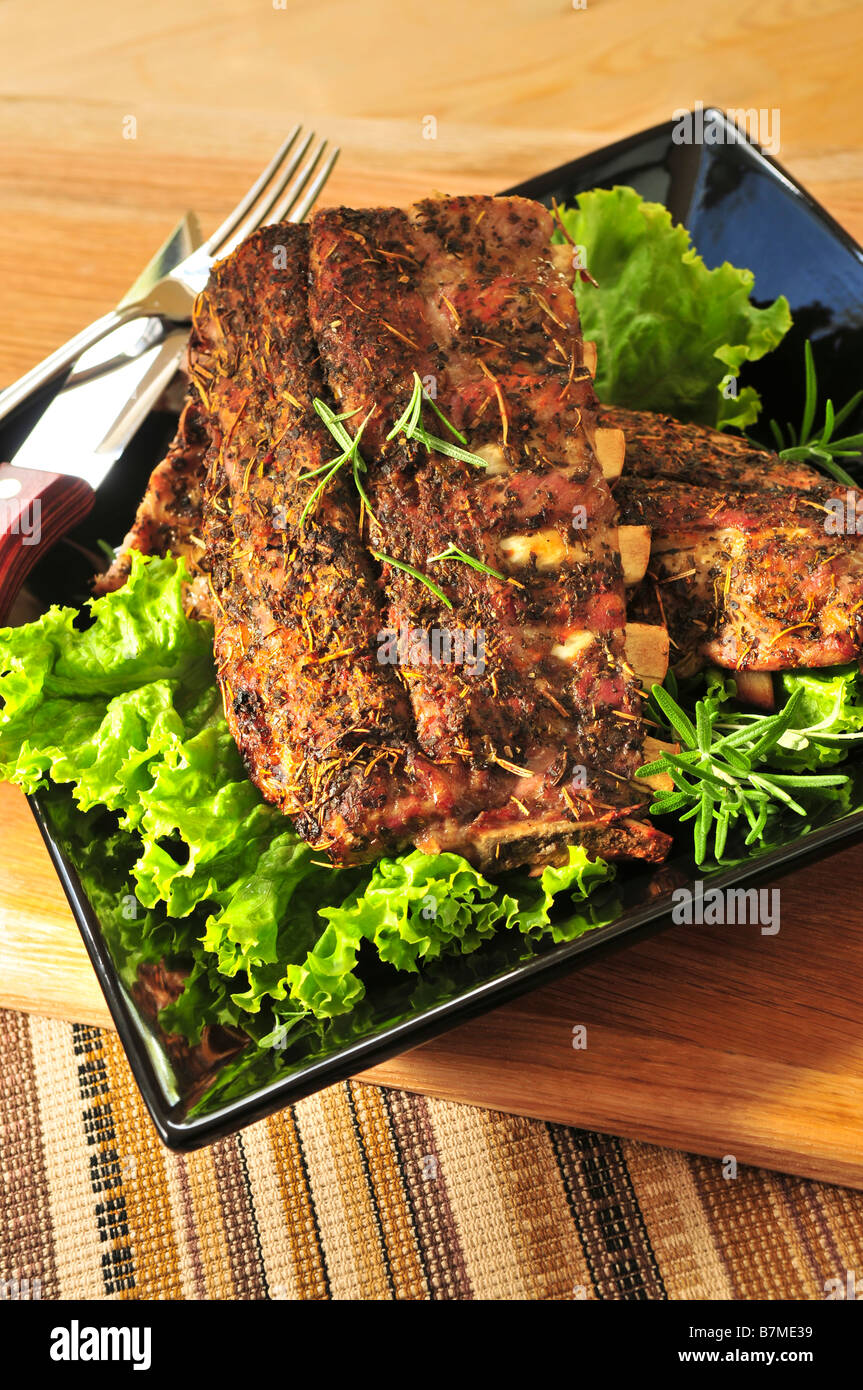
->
2, 0, 863, 1184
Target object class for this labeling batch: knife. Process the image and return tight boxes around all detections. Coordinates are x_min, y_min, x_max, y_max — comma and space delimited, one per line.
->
0, 215, 202, 622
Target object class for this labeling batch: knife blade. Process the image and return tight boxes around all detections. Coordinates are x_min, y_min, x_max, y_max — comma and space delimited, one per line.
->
11, 319, 189, 489
0, 214, 203, 620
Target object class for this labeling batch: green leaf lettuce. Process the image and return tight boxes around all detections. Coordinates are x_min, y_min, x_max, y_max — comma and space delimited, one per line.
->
555, 186, 792, 429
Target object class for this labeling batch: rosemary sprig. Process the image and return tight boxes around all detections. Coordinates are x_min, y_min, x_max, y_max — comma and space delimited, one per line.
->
303, 398, 378, 525
371, 550, 453, 610
758, 341, 863, 486
428, 543, 507, 581
639, 682, 848, 863
387, 372, 489, 468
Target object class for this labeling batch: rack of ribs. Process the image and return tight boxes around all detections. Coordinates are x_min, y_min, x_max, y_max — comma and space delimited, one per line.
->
108, 198, 671, 869
300, 195, 669, 866
607, 406, 863, 674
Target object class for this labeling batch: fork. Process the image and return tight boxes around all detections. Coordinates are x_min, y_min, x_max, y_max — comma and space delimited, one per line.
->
0, 127, 340, 426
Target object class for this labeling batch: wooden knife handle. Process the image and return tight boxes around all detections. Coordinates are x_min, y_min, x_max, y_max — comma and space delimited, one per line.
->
0, 462, 94, 623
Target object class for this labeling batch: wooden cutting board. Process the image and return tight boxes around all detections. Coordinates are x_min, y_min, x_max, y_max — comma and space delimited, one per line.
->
2, 780, 862, 1187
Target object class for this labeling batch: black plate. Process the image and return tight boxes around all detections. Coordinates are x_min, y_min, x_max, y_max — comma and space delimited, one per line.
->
9, 109, 863, 1149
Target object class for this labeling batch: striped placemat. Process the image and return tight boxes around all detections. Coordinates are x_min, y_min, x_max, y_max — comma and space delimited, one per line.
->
2, 1006, 861, 1300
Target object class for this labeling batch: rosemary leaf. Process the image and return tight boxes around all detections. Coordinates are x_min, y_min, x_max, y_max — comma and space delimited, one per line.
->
753, 338, 863, 483
310, 398, 379, 524
388, 372, 488, 468
429, 543, 507, 581
639, 679, 852, 865
372, 551, 453, 610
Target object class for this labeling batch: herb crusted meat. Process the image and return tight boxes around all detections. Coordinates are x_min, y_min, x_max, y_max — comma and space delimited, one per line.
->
192, 222, 432, 861
608, 405, 863, 673
98, 198, 674, 869
185, 200, 670, 868
304, 196, 668, 865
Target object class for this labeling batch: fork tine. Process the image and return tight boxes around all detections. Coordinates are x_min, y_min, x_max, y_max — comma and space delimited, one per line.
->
287, 145, 341, 224
205, 126, 303, 258
217, 130, 316, 257
264, 139, 334, 227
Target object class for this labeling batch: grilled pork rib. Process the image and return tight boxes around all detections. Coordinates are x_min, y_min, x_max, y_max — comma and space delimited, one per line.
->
608, 406, 863, 672
192, 223, 440, 861
305, 197, 667, 864
123, 201, 668, 869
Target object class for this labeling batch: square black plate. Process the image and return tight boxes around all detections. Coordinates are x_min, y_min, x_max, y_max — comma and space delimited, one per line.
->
9, 109, 863, 1148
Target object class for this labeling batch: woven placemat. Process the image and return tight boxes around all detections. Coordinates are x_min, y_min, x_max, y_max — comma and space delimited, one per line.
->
1, 1006, 861, 1300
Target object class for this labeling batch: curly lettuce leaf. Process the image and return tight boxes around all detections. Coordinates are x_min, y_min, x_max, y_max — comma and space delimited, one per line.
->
286, 847, 615, 1017
555, 187, 792, 429
0, 553, 212, 796
0, 553, 290, 925
775, 665, 863, 769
